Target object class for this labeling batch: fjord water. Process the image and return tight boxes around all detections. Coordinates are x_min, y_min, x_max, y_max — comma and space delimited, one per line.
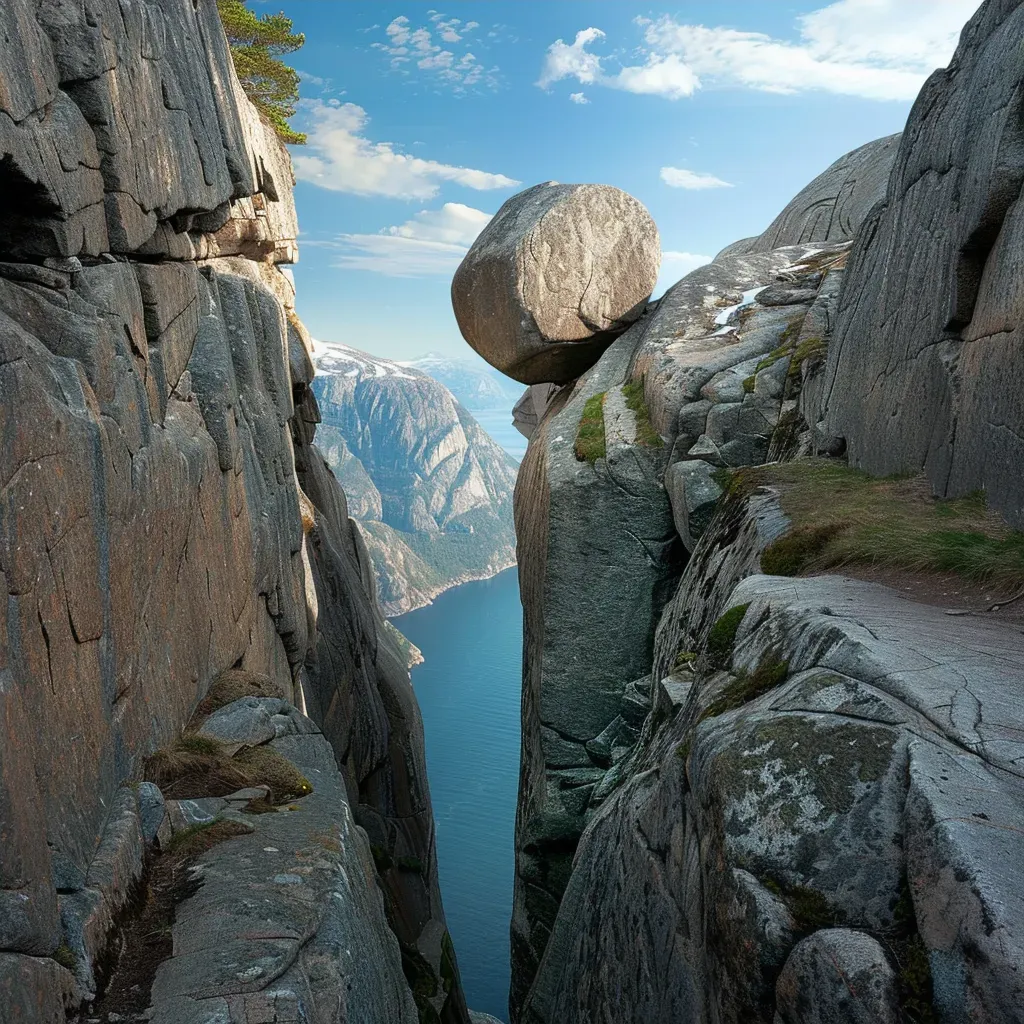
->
394, 567, 523, 1021
467, 407, 527, 463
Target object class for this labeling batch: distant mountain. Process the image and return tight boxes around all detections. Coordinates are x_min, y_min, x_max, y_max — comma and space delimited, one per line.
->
402, 352, 523, 410
312, 343, 519, 616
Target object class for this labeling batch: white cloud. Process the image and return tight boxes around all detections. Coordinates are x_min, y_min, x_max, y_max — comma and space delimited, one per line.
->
537, 28, 606, 88
661, 167, 733, 190
317, 203, 492, 277
613, 54, 699, 99
537, 0, 980, 103
292, 100, 519, 199
569, 92, 589, 104
374, 14, 494, 90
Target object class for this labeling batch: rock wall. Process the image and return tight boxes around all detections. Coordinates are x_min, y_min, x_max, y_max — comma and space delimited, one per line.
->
492, 3, 1024, 1018
0, 2, 467, 1020
822, 0, 1024, 526
716, 133, 899, 260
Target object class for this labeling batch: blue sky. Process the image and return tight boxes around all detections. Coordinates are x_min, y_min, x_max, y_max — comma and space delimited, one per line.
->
273, 0, 982, 361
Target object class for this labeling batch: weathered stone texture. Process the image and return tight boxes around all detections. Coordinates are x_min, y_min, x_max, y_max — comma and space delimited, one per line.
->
147, 717, 420, 1024
0, 0, 297, 262
453, 183, 660, 385
718, 134, 900, 259
823, 0, 1024, 526
0, 2, 467, 1020
520, 562, 1024, 1024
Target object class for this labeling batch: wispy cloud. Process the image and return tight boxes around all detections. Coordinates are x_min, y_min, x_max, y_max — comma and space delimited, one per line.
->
569, 92, 589, 105
312, 203, 492, 277
373, 14, 498, 91
292, 100, 519, 199
537, 0, 979, 103
661, 167, 733, 190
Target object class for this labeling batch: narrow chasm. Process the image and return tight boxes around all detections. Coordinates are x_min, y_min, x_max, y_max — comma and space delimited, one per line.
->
4, 3, 1024, 1024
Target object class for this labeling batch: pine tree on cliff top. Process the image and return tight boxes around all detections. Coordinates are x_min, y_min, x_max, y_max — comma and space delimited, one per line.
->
217, 0, 307, 145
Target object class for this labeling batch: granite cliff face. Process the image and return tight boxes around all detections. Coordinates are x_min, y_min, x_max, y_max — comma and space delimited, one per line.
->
821, 0, 1024, 528
312, 344, 519, 616
454, 2, 1024, 1020
0, 2, 468, 1021
404, 353, 525, 411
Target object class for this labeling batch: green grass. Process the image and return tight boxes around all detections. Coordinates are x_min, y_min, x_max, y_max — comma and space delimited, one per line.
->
574, 392, 607, 464
622, 380, 664, 448
742, 460, 1024, 591
706, 603, 750, 668
788, 335, 827, 378
700, 654, 790, 721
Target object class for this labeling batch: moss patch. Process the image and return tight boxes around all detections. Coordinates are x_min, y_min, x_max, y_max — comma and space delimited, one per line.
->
706, 603, 750, 668
782, 882, 844, 934
788, 335, 827, 378
741, 460, 1024, 590
53, 941, 77, 972
700, 654, 790, 721
622, 379, 664, 448
574, 392, 607, 463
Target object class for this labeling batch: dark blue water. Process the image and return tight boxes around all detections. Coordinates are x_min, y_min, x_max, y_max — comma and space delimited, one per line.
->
394, 568, 523, 1022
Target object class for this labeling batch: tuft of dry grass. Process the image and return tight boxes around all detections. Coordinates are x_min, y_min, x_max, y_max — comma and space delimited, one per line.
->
194, 670, 283, 721
298, 488, 317, 534
742, 460, 1024, 590
145, 734, 311, 804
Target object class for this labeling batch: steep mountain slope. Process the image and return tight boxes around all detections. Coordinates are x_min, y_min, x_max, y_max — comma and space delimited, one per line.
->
404, 352, 525, 410
313, 344, 519, 615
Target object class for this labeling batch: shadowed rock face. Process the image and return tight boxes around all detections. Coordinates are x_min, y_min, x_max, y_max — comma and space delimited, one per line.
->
453, 182, 661, 385
0, 1, 468, 1019
822, 0, 1024, 527
715, 134, 900, 261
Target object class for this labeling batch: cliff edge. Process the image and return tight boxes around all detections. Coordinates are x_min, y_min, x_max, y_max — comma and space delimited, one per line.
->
0, 2, 468, 1021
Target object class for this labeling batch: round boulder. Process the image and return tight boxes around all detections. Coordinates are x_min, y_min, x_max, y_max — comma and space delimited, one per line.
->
775, 928, 900, 1024
452, 182, 660, 385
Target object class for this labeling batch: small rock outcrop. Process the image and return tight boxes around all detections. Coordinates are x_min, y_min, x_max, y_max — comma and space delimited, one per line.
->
821, 0, 1024, 527
716, 134, 900, 259
312, 344, 519, 615
452, 182, 660, 385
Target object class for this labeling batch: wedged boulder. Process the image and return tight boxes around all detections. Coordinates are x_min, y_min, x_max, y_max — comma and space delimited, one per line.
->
197, 696, 283, 753
452, 182, 660, 385
775, 929, 900, 1024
